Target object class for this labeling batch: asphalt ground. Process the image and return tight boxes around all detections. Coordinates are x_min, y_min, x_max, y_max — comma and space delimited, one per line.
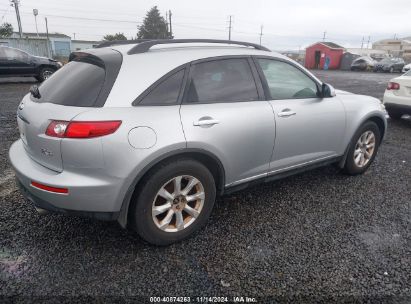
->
0, 71, 410, 303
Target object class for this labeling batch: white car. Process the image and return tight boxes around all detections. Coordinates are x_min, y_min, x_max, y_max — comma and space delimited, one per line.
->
383, 69, 411, 119
403, 63, 411, 73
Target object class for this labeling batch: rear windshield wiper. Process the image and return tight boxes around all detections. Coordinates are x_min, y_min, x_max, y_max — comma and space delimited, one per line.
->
30, 85, 41, 99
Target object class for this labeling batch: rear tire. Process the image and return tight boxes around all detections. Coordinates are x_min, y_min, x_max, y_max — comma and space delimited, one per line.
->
130, 159, 216, 246
343, 121, 381, 175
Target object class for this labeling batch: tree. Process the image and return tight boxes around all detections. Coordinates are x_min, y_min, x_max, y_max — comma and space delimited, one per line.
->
0, 23, 13, 38
137, 6, 171, 39
103, 32, 127, 41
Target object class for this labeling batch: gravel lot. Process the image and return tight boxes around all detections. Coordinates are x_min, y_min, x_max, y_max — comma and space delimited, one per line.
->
1, 71, 410, 302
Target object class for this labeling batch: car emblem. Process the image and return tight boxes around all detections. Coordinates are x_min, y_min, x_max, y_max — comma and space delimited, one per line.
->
18, 102, 25, 110
41, 148, 53, 157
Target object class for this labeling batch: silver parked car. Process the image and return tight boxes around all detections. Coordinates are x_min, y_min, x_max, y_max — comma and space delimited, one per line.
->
9, 39, 387, 245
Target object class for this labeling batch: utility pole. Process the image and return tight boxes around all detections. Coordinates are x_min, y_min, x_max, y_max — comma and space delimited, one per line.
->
361, 36, 364, 49
366, 36, 370, 49
73, 33, 76, 40
11, 0, 23, 38
259, 25, 263, 45
45, 17, 51, 57
322, 31, 326, 41
168, 10, 173, 39
165, 11, 168, 36
33, 9, 39, 37
228, 15, 233, 41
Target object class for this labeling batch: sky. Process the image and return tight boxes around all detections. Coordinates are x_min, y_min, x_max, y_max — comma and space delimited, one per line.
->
1, 0, 410, 51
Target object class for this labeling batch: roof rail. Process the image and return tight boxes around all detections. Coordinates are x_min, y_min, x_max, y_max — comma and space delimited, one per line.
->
95, 39, 151, 48
127, 39, 270, 54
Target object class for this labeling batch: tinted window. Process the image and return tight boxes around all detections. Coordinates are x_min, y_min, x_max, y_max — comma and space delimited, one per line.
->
1, 47, 29, 61
139, 69, 184, 105
258, 59, 318, 100
35, 61, 105, 107
186, 58, 258, 103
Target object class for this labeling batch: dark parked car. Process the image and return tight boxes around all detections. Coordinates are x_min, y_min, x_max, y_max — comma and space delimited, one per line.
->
373, 58, 405, 73
0, 46, 62, 82
350, 56, 375, 71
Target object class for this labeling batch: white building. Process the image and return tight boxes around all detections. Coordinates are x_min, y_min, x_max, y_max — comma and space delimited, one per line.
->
346, 48, 387, 60
10, 32, 71, 58
372, 38, 411, 62
71, 40, 101, 51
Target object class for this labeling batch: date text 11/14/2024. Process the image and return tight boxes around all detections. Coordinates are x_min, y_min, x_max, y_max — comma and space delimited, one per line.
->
149, 296, 258, 303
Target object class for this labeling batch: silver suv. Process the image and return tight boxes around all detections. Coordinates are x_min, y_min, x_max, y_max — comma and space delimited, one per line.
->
9, 39, 387, 245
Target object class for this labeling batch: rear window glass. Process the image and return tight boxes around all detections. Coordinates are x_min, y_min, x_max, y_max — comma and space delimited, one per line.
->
34, 61, 105, 107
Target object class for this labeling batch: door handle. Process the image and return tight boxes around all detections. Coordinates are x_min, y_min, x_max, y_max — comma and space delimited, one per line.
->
277, 109, 296, 117
193, 118, 220, 127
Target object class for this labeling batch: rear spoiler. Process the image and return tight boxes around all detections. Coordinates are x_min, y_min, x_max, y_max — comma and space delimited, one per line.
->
68, 51, 105, 68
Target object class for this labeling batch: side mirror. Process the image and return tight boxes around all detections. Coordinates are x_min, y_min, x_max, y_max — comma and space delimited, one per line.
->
321, 83, 336, 98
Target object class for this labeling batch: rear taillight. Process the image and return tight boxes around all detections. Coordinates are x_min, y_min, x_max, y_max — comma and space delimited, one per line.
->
46, 121, 121, 138
387, 82, 400, 90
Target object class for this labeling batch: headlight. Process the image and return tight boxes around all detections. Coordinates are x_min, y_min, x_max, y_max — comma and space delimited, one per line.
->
57, 62, 63, 67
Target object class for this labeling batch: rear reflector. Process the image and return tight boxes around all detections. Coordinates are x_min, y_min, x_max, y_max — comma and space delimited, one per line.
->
387, 82, 400, 90
46, 120, 121, 138
31, 181, 68, 194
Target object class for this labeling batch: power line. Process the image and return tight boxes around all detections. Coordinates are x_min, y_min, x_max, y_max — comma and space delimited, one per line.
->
17, 11, 142, 24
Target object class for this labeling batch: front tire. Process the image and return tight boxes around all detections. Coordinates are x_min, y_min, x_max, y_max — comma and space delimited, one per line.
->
130, 159, 216, 245
343, 121, 381, 175
37, 67, 55, 82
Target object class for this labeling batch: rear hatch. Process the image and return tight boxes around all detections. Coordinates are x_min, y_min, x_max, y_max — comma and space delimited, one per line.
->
16, 48, 122, 172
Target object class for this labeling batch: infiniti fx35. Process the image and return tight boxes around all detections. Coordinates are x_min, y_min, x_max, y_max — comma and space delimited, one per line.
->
9, 39, 387, 245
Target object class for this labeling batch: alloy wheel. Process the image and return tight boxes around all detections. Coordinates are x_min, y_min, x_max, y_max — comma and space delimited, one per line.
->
354, 130, 376, 167
43, 70, 53, 79
152, 175, 205, 232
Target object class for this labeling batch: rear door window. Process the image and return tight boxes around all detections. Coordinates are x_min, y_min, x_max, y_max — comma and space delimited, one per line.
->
185, 58, 259, 103
34, 60, 105, 107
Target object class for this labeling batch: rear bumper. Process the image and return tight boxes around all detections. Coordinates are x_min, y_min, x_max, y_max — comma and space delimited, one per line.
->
15, 178, 118, 220
384, 102, 411, 115
9, 139, 125, 215
383, 91, 411, 114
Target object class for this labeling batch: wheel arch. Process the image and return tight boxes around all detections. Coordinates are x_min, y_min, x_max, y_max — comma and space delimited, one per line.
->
117, 148, 226, 228
338, 114, 386, 168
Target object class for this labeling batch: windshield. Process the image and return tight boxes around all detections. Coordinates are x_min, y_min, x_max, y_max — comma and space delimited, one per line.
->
379, 58, 393, 64
404, 69, 411, 76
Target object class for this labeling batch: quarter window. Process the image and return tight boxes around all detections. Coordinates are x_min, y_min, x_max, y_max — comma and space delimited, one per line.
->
139, 69, 185, 105
258, 59, 319, 100
186, 58, 259, 103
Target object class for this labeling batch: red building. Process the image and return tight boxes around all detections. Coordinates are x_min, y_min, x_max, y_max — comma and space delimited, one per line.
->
305, 42, 345, 70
